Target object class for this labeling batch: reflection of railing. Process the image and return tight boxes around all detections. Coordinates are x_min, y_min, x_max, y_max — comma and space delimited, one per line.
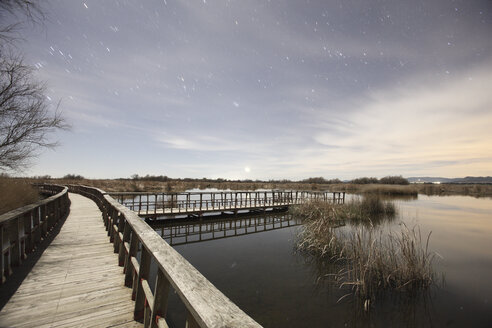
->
153, 215, 301, 246
109, 190, 346, 217
0, 184, 69, 284
68, 185, 261, 328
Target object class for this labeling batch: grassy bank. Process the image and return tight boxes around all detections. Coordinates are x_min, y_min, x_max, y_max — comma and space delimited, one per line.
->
0, 178, 40, 215
293, 198, 437, 307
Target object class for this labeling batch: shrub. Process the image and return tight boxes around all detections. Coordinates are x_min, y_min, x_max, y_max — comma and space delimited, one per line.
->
351, 177, 379, 184
379, 175, 410, 185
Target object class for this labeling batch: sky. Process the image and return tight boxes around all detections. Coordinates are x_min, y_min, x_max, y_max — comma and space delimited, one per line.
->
9, 0, 492, 180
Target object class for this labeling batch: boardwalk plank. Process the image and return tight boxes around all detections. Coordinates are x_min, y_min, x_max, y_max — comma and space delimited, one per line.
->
0, 193, 142, 328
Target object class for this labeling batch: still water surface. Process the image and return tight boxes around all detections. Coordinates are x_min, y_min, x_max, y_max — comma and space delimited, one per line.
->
154, 195, 492, 327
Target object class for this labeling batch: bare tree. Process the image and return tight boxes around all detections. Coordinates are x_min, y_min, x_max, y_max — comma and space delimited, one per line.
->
0, 0, 67, 171
0, 53, 67, 170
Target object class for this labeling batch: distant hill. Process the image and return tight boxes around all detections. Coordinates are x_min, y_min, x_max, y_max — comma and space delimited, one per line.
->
408, 176, 492, 184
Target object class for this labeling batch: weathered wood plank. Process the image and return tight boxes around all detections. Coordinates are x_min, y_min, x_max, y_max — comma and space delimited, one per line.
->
0, 193, 142, 328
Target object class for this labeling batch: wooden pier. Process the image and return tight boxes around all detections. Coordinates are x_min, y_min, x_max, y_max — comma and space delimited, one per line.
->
1, 185, 262, 327
0, 193, 142, 327
110, 190, 345, 218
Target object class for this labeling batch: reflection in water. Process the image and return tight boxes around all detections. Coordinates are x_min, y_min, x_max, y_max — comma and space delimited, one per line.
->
152, 214, 302, 246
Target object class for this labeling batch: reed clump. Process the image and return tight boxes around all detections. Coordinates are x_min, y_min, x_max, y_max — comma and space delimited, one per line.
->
0, 177, 40, 215
340, 225, 436, 302
293, 201, 345, 257
293, 199, 437, 307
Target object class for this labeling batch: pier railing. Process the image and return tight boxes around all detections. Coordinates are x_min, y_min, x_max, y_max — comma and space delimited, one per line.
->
154, 214, 302, 246
109, 190, 346, 216
0, 184, 69, 284
68, 185, 261, 328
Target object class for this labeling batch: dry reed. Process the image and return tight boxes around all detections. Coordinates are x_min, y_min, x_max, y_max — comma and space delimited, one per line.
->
293, 199, 437, 308
0, 178, 40, 215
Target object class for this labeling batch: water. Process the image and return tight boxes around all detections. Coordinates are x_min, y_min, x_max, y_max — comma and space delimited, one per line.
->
153, 195, 492, 327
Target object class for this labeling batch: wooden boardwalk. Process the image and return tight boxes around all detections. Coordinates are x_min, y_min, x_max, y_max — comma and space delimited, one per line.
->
0, 193, 143, 328
111, 190, 346, 218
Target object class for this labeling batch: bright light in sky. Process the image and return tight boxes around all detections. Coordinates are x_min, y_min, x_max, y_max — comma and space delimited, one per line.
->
13, 0, 492, 180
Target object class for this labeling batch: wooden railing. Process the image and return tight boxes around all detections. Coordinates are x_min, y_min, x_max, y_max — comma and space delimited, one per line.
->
109, 190, 346, 216
0, 184, 69, 284
68, 185, 261, 328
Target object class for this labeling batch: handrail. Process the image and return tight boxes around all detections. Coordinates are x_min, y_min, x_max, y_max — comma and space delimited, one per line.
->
0, 184, 69, 284
68, 185, 262, 328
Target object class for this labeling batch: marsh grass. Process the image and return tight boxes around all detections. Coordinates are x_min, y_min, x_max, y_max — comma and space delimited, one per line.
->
293, 199, 437, 308
0, 178, 40, 215
340, 225, 436, 302
291, 194, 396, 225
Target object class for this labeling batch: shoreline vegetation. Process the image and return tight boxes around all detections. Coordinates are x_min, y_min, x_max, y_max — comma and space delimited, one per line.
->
291, 197, 438, 308
14, 174, 492, 197
2, 173, 491, 214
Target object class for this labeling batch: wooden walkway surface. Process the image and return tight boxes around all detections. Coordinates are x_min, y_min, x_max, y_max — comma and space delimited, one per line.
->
0, 193, 143, 328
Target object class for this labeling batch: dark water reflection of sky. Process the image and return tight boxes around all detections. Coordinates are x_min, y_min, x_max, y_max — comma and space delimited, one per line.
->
159, 195, 492, 327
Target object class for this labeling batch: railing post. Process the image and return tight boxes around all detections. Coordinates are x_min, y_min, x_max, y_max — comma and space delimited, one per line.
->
9, 217, 21, 267
134, 246, 151, 320
0, 225, 6, 284
186, 310, 200, 328
125, 231, 138, 288
33, 207, 41, 245
113, 211, 122, 253
119, 220, 131, 267
139, 195, 142, 216
23, 211, 32, 254
150, 269, 171, 328
39, 204, 48, 238
146, 195, 150, 216
109, 208, 116, 240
